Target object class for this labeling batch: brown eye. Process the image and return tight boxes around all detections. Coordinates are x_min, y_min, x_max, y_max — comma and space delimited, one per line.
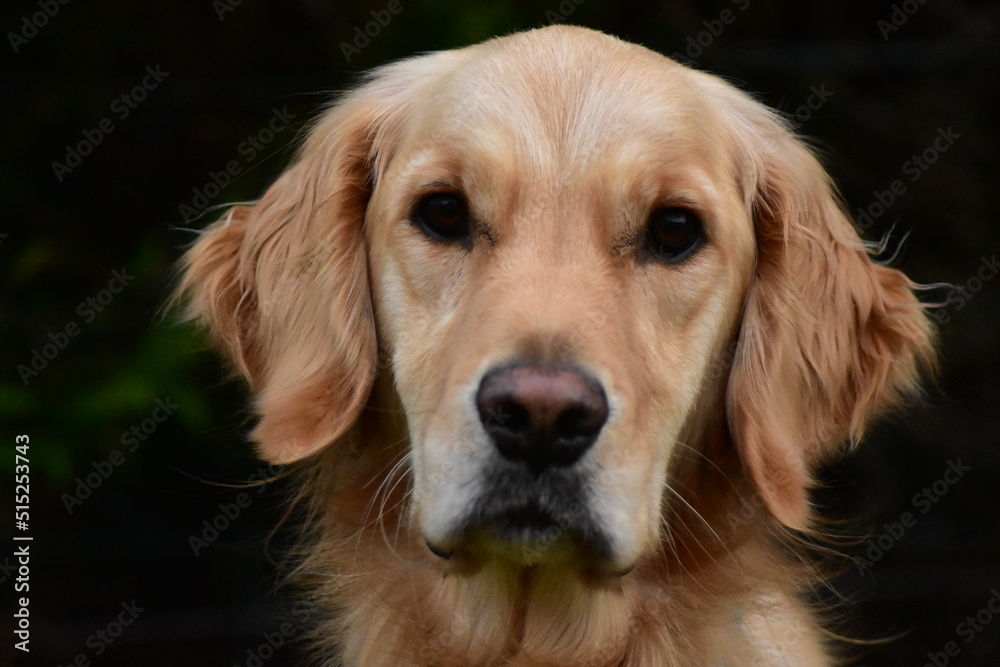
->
413, 192, 470, 243
645, 207, 704, 263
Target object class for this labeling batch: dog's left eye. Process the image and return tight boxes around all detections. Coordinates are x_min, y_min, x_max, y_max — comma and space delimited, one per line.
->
413, 192, 471, 243
645, 207, 704, 263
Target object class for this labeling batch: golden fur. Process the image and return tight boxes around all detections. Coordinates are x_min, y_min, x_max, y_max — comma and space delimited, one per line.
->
177, 26, 935, 666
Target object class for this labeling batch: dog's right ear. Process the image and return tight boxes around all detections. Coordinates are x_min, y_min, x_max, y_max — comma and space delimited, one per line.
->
177, 125, 376, 465
176, 55, 457, 464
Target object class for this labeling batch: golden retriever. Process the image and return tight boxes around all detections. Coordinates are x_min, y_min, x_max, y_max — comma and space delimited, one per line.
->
177, 25, 935, 666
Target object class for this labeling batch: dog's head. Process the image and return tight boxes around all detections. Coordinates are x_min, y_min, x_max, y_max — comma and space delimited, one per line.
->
179, 26, 934, 578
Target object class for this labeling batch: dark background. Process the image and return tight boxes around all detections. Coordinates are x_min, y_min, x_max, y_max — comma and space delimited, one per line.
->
2, 1, 998, 665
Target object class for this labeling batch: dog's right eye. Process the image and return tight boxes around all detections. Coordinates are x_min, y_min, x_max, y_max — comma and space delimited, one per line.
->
413, 192, 471, 243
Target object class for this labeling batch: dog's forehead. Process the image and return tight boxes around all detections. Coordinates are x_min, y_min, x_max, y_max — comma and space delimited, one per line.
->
404, 28, 722, 174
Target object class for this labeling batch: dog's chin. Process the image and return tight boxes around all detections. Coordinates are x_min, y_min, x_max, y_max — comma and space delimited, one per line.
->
475, 506, 593, 565
425, 506, 634, 580
422, 460, 635, 578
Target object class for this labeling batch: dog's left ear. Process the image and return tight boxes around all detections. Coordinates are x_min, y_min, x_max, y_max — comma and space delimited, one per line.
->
725, 111, 936, 530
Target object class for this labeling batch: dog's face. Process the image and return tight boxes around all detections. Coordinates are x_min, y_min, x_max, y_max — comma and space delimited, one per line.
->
364, 42, 755, 574
179, 27, 933, 581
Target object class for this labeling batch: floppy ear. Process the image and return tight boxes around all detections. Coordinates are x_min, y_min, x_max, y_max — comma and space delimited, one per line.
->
726, 116, 936, 530
175, 55, 450, 464
177, 52, 465, 464
176, 113, 378, 463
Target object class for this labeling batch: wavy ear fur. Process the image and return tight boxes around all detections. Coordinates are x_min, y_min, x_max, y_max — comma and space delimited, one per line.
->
721, 95, 936, 530
176, 54, 458, 463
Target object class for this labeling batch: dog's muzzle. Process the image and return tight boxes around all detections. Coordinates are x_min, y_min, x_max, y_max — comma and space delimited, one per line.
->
427, 362, 618, 570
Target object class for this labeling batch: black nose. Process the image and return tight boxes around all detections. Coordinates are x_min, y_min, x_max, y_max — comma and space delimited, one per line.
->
476, 363, 608, 472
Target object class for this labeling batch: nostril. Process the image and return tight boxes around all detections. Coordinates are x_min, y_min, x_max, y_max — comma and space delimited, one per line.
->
556, 404, 606, 439
483, 400, 531, 436
476, 363, 608, 471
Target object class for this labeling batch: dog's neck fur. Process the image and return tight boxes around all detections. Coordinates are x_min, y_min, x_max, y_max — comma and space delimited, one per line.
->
288, 382, 830, 666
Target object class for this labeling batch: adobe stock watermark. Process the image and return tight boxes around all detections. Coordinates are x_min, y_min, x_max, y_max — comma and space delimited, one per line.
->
929, 254, 998, 325
7, 0, 71, 54
790, 83, 834, 125
418, 615, 475, 666
16, 268, 134, 386
0, 553, 17, 585
513, 500, 592, 565
542, 0, 586, 25
213, 0, 245, 21
854, 458, 970, 575
855, 126, 960, 231
51, 65, 170, 182
56, 599, 144, 667
877, 0, 929, 41
62, 397, 179, 515
234, 603, 312, 667
669, 0, 752, 66
187, 463, 283, 556
923, 588, 1000, 667
339, 0, 413, 64
178, 106, 296, 223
